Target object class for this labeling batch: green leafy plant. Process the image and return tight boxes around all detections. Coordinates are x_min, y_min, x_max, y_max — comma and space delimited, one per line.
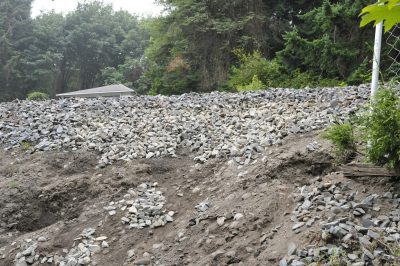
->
327, 250, 350, 266
26, 91, 49, 101
279, 70, 343, 89
237, 75, 266, 91
228, 49, 281, 90
360, 0, 400, 32
21, 141, 33, 151
321, 121, 356, 161
360, 88, 400, 172
7, 180, 19, 189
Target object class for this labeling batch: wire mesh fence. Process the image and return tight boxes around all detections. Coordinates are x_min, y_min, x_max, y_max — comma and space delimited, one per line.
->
385, 24, 400, 85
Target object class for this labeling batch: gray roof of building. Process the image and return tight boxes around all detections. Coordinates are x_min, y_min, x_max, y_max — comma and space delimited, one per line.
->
56, 84, 134, 97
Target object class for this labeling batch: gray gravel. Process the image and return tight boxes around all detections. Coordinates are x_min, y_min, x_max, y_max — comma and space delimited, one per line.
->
0, 86, 369, 166
285, 178, 400, 265
104, 183, 175, 229
14, 228, 108, 266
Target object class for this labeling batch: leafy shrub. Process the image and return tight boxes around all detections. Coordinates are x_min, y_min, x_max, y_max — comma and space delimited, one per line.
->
280, 70, 343, 89
321, 121, 356, 161
346, 60, 371, 85
26, 91, 49, 101
360, 88, 400, 172
228, 48, 344, 90
279, 70, 314, 89
237, 75, 266, 92
228, 49, 281, 90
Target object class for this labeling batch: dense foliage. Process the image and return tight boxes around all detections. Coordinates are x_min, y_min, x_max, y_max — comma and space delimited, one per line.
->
0, 1, 149, 101
1, 0, 397, 100
0, 0, 34, 101
145, 0, 380, 94
26, 91, 49, 101
321, 121, 356, 162
323, 87, 400, 173
360, 88, 400, 172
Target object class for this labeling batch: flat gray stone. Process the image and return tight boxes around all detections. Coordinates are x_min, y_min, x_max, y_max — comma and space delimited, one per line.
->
288, 242, 297, 256
292, 222, 305, 230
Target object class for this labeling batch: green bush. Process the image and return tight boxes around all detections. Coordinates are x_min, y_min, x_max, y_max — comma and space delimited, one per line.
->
321, 121, 356, 161
228, 49, 281, 90
280, 70, 315, 88
237, 75, 266, 92
280, 70, 343, 89
360, 88, 400, 172
26, 91, 49, 101
227, 48, 344, 90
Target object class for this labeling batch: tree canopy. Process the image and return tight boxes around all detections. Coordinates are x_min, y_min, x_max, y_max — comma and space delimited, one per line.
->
0, 1, 149, 101
0, 0, 397, 101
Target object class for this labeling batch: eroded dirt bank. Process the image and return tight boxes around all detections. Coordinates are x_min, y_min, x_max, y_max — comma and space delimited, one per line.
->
1, 133, 399, 266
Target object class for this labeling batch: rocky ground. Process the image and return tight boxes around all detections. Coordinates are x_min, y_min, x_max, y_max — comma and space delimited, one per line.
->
0, 85, 399, 266
0, 85, 367, 167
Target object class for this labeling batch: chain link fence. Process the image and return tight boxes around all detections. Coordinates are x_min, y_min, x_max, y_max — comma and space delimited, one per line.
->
385, 24, 400, 85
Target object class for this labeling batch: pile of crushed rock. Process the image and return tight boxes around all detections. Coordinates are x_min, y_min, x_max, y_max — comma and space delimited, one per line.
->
14, 228, 109, 266
0, 86, 369, 167
281, 177, 400, 266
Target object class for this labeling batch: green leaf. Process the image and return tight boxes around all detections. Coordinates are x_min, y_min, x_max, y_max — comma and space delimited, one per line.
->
360, 0, 400, 32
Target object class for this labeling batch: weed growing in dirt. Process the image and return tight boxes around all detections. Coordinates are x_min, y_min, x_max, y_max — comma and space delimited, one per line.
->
21, 141, 32, 151
8, 180, 19, 189
326, 250, 350, 266
321, 120, 356, 162
386, 242, 400, 265
359, 88, 400, 173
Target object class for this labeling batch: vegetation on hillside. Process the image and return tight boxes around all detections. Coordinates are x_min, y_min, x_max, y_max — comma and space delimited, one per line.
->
0, 0, 398, 101
323, 87, 400, 174
0, 0, 149, 101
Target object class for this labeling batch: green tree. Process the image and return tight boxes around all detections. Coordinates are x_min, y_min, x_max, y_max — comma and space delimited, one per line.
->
146, 0, 318, 95
0, 0, 34, 101
277, 0, 374, 85
29, 12, 66, 97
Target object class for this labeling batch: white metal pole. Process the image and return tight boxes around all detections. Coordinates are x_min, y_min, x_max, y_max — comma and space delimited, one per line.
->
371, 22, 383, 97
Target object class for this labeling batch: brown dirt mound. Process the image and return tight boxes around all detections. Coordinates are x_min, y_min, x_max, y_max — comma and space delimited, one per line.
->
0, 132, 398, 266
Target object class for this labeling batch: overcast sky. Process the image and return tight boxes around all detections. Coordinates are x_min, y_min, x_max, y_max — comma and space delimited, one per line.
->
31, 0, 163, 17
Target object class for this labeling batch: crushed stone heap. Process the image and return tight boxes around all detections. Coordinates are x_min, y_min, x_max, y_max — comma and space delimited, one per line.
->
0, 86, 369, 166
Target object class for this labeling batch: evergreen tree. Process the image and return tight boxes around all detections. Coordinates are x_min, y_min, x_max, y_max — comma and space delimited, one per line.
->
0, 0, 33, 101
277, 0, 375, 84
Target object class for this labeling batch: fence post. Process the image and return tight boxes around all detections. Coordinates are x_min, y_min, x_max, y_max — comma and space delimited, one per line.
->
371, 22, 383, 97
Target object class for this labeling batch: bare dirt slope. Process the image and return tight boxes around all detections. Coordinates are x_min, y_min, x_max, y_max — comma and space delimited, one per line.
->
0, 132, 399, 266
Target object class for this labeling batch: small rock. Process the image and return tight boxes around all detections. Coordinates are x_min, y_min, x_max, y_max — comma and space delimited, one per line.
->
133, 258, 151, 265
287, 242, 297, 256
348, 253, 358, 261
217, 217, 225, 226
234, 213, 244, 221
127, 249, 135, 258
37, 236, 47, 242
101, 241, 109, 248
279, 258, 288, 266
292, 222, 305, 230
367, 230, 380, 240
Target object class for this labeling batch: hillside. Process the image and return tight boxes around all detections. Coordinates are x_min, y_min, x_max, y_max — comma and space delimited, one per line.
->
0, 86, 399, 266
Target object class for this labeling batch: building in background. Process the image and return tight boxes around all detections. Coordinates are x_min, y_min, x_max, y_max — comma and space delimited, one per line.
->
56, 85, 135, 98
